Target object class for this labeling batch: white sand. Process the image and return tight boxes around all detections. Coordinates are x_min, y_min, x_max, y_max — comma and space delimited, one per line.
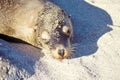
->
0, 0, 120, 80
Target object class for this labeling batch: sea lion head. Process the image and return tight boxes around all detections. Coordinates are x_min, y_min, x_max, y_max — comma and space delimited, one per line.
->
36, 2, 73, 59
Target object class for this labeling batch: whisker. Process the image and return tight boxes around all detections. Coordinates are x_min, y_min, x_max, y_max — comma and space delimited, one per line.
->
71, 47, 76, 49
70, 48, 75, 50
67, 42, 80, 54
70, 50, 76, 54
71, 49, 75, 52
72, 43, 80, 47
69, 46, 77, 53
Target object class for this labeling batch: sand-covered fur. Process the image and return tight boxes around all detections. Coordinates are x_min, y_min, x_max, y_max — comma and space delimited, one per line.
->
0, 0, 73, 59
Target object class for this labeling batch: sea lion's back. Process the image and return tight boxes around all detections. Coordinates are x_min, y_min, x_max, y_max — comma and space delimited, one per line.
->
0, 0, 44, 44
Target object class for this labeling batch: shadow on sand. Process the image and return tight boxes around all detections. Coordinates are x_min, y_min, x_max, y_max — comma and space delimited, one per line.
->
0, 38, 44, 76
49, 0, 113, 58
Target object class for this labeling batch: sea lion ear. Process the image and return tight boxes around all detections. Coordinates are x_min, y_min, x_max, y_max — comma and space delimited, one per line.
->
41, 30, 50, 43
61, 9, 66, 16
68, 15, 71, 18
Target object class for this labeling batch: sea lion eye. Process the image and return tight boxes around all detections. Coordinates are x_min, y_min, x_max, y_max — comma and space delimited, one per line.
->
41, 31, 50, 43
62, 26, 71, 36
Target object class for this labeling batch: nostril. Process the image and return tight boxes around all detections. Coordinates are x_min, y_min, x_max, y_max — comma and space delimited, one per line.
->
58, 49, 65, 56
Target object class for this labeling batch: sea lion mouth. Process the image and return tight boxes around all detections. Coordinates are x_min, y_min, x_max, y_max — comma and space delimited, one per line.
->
40, 43, 72, 59
51, 44, 71, 59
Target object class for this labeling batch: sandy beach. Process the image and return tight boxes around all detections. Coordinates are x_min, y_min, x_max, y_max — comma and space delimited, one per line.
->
0, 0, 120, 80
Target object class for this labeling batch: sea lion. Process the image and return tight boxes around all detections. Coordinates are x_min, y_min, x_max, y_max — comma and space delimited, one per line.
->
0, 0, 73, 59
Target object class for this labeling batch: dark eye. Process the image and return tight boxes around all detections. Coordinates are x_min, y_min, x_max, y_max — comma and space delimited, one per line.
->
41, 31, 50, 43
62, 26, 71, 36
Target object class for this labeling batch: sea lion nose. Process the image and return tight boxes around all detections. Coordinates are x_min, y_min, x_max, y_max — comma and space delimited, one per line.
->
58, 49, 65, 56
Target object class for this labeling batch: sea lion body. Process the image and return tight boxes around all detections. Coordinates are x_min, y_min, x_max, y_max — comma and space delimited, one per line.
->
0, 0, 73, 59
0, 0, 44, 45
